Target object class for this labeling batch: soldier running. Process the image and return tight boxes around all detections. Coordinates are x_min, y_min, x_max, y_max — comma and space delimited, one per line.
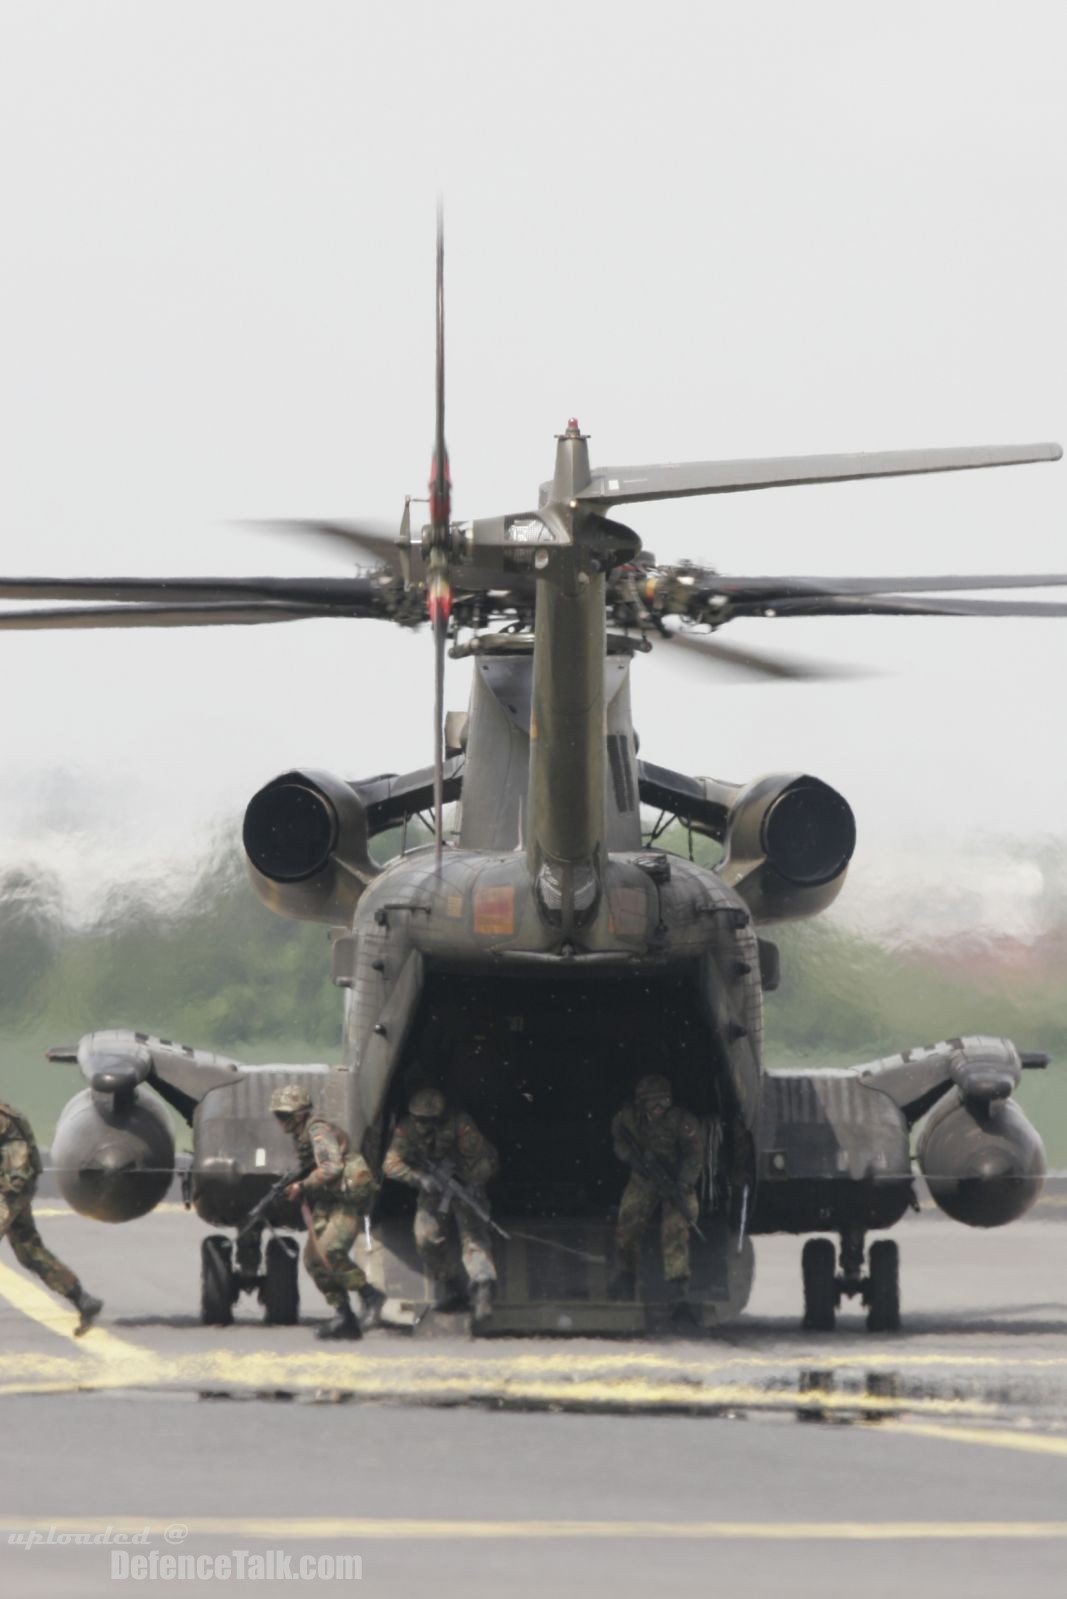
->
609, 1074, 704, 1321
0, 1098, 102, 1334
383, 1087, 499, 1322
269, 1084, 382, 1340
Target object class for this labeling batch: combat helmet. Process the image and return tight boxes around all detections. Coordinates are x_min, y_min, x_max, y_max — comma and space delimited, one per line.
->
635, 1073, 672, 1109
409, 1086, 447, 1121
271, 1083, 313, 1119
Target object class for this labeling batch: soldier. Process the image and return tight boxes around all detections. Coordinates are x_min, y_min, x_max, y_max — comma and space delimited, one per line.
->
383, 1087, 499, 1322
609, 1074, 704, 1320
269, 1084, 382, 1340
0, 1098, 102, 1334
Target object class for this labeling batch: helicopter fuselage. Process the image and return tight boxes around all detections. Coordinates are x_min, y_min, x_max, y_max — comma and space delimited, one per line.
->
37, 417, 1055, 1332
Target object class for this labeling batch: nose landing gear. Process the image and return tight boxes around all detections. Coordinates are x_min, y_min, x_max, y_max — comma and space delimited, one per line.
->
801, 1229, 900, 1332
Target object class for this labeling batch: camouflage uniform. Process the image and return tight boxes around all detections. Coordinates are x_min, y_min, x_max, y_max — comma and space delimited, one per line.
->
0, 1100, 99, 1328
290, 1115, 377, 1310
383, 1099, 499, 1292
611, 1079, 704, 1285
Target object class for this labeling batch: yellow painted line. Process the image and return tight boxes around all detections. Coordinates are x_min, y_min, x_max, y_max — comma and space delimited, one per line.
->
33, 1349, 1067, 1381
0, 1354, 92, 1382
0, 1381, 116, 1398
204, 1348, 1067, 1374
0, 1260, 94, 1346
0, 1310, 1046, 1422
0, 1516, 1065, 1541
0, 1304, 1006, 1417
0, 1272, 1052, 1426
170, 1369, 991, 1416
0, 1365, 993, 1419
2, 1343, 1056, 1382
0, 1261, 156, 1372
880, 1422, 1067, 1459
31, 1203, 188, 1219
305, 1349, 1067, 1375
212, 1348, 1067, 1374
4, 1342, 1046, 1376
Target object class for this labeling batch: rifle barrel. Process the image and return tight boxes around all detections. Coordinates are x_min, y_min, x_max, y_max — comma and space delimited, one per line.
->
419, 1157, 506, 1235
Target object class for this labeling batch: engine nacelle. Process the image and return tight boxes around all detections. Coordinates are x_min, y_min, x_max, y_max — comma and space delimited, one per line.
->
52, 1087, 175, 1222
917, 1091, 1046, 1227
243, 768, 380, 925
717, 773, 856, 923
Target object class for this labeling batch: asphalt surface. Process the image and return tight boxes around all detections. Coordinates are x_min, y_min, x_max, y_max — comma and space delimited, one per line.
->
1, 1194, 1065, 1597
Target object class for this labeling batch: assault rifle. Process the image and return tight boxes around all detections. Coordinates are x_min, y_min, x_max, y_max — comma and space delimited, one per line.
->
236, 1165, 312, 1241
617, 1123, 706, 1241
410, 1154, 510, 1241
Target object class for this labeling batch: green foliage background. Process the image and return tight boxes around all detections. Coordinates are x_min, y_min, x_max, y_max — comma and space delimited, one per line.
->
1, 826, 1063, 1163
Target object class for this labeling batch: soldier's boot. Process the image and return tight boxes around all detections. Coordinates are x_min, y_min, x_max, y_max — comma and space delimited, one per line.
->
316, 1296, 363, 1341
71, 1287, 103, 1337
433, 1275, 469, 1313
469, 1282, 494, 1324
357, 1284, 387, 1329
667, 1278, 700, 1330
607, 1270, 636, 1301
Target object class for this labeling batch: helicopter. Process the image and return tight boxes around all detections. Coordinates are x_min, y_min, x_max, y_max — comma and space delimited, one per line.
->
5, 218, 1064, 1334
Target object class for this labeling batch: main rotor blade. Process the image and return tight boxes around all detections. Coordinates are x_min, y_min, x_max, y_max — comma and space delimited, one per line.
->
733, 594, 1067, 620
654, 624, 867, 682
578, 442, 1062, 507
0, 575, 387, 609
245, 519, 407, 575
681, 570, 1067, 603
0, 601, 367, 630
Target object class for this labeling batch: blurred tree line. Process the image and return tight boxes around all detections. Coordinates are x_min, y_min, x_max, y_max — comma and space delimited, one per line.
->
0, 849, 339, 1053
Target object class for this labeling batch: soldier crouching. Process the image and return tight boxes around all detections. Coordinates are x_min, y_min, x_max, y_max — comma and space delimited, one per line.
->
0, 1098, 102, 1334
610, 1073, 704, 1324
383, 1087, 499, 1322
270, 1085, 382, 1340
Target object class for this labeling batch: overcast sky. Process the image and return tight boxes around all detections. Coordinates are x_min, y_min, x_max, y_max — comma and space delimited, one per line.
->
0, 2, 1064, 938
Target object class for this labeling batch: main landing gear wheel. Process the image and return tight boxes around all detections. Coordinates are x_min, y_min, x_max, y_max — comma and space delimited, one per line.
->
262, 1236, 300, 1326
801, 1238, 837, 1331
201, 1234, 236, 1326
865, 1239, 901, 1332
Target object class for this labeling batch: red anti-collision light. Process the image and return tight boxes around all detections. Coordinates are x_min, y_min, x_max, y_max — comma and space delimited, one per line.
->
428, 574, 453, 624
428, 452, 452, 526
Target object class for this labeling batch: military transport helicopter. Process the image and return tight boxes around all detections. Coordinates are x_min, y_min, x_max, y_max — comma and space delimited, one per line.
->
5, 218, 1064, 1333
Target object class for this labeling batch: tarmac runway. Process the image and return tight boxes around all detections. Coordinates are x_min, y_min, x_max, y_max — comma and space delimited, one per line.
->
1, 1193, 1065, 1597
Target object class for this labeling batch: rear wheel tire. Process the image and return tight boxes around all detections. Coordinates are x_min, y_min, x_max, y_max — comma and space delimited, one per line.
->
802, 1238, 837, 1331
263, 1236, 300, 1326
866, 1239, 901, 1332
201, 1235, 235, 1327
